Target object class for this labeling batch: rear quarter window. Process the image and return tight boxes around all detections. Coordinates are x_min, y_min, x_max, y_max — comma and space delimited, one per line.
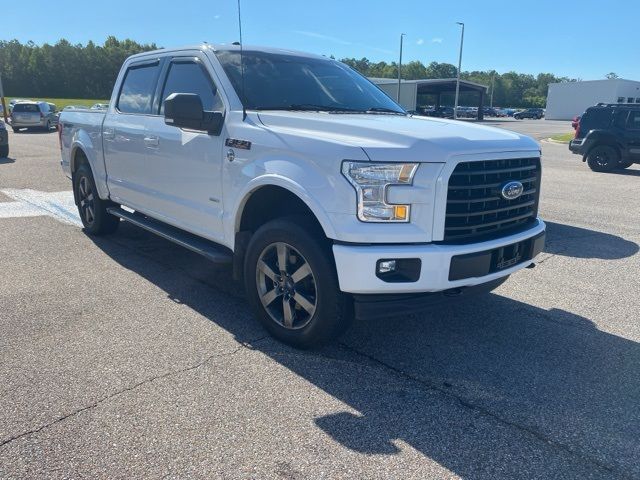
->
581, 109, 612, 130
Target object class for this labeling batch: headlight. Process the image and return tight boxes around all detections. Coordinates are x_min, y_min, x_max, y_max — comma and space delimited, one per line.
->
342, 161, 418, 222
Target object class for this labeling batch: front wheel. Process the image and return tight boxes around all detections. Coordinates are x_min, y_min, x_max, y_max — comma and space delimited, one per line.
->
618, 160, 634, 169
0, 144, 8, 158
244, 216, 352, 348
73, 163, 120, 235
586, 145, 619, 172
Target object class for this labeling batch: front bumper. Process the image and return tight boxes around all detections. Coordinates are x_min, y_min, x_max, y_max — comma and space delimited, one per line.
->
332, 219, 545, 294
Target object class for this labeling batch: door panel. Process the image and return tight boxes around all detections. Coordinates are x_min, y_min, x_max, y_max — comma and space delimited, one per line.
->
103, 113, 150, 207
142, 116, 225, 241
625, 111, 640, 161
139, 56, 226, 242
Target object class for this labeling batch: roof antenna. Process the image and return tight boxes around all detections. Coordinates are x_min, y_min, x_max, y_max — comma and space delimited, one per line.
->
237, 0, 247, 121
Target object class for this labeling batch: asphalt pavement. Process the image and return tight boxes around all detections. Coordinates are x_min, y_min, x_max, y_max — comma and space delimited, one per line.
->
0, 119, 638, 479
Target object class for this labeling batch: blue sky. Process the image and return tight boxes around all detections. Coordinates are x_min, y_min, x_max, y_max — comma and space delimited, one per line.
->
3, 0, 637, 80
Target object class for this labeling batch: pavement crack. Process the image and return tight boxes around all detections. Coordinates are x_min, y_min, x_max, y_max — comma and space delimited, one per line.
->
0, 336, 266, 450
338, 341, 633, 480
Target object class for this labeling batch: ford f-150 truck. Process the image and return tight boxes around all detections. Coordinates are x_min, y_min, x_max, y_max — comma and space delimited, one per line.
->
59, 45, 546, 347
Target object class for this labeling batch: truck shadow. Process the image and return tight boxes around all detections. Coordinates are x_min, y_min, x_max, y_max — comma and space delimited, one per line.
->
90, 224, 639, 478
0, 157, 16, 164
544, 221, 638, 259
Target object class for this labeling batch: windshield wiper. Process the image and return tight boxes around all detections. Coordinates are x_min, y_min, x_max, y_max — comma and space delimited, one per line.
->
366, 107, 406, 115
256, 104, 361, 112
289, 104, 362, 112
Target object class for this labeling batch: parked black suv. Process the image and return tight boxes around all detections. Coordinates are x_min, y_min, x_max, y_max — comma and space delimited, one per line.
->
514, 108, 544, 120
569, 104, 640, 172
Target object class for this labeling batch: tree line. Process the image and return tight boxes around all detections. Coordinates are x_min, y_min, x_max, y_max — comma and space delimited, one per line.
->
0, 37, 577, 107
0, 38, 158, 99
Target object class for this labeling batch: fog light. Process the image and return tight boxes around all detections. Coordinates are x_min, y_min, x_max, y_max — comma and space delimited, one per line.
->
377, 260, 397, 274
376, 258, 422, 283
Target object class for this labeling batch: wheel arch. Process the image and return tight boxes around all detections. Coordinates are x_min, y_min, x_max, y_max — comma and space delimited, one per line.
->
235, 182, 335, 238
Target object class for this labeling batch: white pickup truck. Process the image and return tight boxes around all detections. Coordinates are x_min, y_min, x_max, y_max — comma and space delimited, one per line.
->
59, 44, 546, 347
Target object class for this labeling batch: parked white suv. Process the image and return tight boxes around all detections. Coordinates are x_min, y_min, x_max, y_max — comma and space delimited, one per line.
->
59, 45, 545, 347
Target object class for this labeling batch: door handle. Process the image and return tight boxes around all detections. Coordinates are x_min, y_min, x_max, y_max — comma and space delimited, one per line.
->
103, 128, 115, 140
144, 135, 159, 147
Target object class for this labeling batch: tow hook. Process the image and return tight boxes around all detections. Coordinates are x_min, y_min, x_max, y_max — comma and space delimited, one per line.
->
443, 287, 464, 297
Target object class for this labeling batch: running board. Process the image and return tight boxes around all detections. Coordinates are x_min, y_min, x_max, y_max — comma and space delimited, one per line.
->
107, 207, 232, 265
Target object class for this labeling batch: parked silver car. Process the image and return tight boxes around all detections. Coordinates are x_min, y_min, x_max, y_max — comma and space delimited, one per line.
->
10, 101, 58, 132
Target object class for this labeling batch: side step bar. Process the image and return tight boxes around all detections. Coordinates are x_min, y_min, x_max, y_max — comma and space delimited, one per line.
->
107, 207, 233, 265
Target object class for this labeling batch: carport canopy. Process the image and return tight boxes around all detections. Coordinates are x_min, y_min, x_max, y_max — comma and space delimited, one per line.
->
370, 78, 488, 120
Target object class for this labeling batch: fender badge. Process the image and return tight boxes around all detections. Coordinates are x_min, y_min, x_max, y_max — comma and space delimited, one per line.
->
225, 138, 251, 150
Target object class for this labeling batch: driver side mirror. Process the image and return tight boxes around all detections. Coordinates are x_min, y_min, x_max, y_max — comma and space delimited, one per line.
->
163, 93, 223, 135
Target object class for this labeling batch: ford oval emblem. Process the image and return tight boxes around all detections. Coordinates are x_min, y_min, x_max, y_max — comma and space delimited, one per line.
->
501, 181, 524, 200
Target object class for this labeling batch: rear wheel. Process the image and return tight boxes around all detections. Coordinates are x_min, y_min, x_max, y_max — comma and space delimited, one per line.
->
73, 163, 120, 235
244, 216, 352, 348
586, 145, 619, 172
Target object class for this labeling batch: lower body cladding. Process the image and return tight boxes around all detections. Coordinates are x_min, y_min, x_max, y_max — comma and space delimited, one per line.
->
332, 220, 546, 319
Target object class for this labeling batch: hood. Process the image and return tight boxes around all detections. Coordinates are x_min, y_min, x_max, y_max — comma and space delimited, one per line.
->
257, 111, 540, 162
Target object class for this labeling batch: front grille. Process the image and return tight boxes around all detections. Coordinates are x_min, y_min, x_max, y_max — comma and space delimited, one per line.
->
444, 157, 541, 243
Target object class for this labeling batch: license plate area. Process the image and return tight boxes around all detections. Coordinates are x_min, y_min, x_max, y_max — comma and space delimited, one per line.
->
449, 231, 545, 281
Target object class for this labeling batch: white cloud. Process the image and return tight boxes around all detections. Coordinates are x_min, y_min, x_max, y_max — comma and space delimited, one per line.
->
431, 38, 443, 44
416, 38, 424, 45
293, 30, 352, 45
292, 30, 393, 55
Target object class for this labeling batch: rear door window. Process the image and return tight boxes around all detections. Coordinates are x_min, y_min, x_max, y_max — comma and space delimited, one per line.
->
614, 110, 629, 128
117, 62, 161, 114
627, 111, 640, 130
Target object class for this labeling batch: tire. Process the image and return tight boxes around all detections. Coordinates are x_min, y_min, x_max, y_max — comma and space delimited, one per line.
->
244, 216, 352, 348
586, 145, 619, 172
45, 120, 51, 131
12, 127, 19, 133
73, 163, 120, 235
618, 160, 634, 169
0, 144, 8, 158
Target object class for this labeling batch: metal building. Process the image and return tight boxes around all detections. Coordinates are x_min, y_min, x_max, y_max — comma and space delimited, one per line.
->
546, 79, 640, 120
370, 78, 488, 120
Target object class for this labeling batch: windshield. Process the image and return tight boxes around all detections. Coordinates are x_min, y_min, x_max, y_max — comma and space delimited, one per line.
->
215, 50, 405, 114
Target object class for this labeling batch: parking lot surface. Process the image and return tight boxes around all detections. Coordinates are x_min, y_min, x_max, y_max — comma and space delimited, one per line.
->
1, 119, 639, 479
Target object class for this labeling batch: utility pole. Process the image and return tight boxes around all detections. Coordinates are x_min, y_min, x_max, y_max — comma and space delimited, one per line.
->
453, 22, 465, 119
0, 74, 8, 123
397, 33, 405, 103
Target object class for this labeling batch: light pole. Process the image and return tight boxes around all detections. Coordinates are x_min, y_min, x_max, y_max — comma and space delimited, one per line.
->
453, 22, 464, 119
490, 72, 495, 108
397, 33, 405, 103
